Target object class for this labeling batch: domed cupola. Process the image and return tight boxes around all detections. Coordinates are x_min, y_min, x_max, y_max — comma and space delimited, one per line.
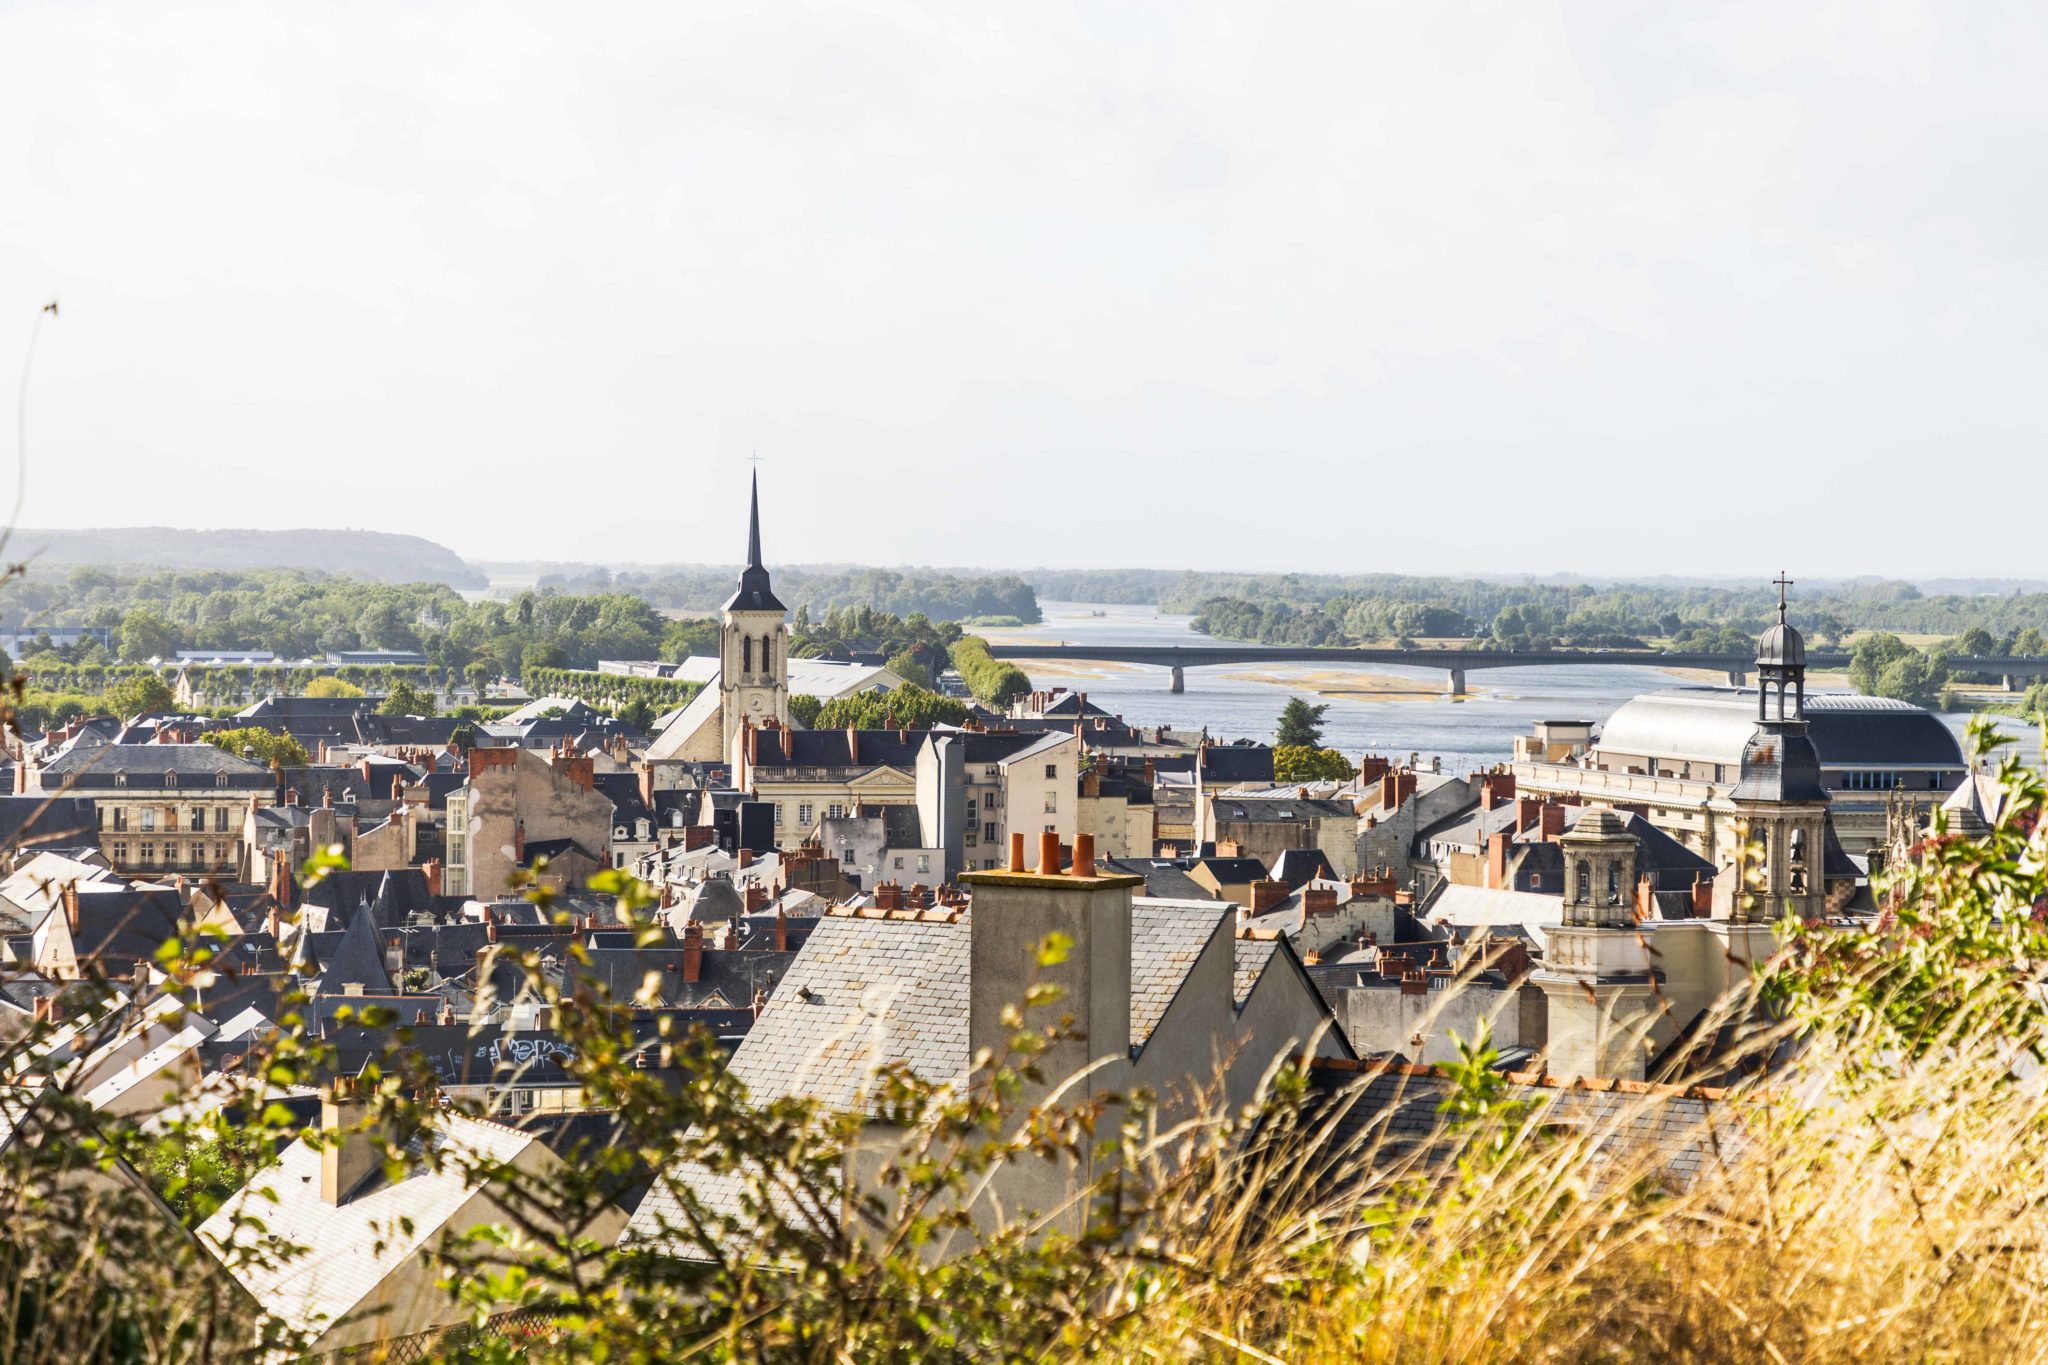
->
1756, 620, 1805, 668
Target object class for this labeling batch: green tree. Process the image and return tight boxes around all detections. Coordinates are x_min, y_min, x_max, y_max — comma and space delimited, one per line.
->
1953, 626, 1997, 657
660, 619, 720, 661
521, 640, 568, 677
202, 727, 310, 767
145, 1126, 271, 1226
885, 646, 937, 690
117, 608, 178, 662
1275, 696, 1329, 747
1273, 745, 1355, 783
103, 671, 175, 718
788, 694, 823, 728
617, 697, 657, 731
303, 675, 365, 699
1877, 652, 1945, 709
815, 684, 971, 730
1851, 633, 1947, 706
377, 679, 437, 716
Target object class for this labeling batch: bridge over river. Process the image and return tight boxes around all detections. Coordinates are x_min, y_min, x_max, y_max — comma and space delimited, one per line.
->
984, 642, 2048, 697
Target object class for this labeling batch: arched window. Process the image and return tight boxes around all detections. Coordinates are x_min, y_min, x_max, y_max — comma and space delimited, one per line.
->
760, 634, 774, 679
1606, 861, 1621, 905
742, 635, 753, 673
1789, 828, 1807, 866
1574, 859, 1591, 903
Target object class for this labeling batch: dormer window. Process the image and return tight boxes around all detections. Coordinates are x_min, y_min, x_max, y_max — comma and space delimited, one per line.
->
164, 771, 178, 788
215, 772, 228, 787
114, 771, 127, 787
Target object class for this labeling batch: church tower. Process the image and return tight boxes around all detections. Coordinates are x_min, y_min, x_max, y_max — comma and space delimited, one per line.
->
1532, 809, 1661, 1080
720, 472, 790, 766
1717, 575, 1830, 924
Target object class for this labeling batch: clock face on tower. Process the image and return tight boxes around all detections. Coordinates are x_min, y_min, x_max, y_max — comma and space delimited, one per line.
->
748, 695, 765, 712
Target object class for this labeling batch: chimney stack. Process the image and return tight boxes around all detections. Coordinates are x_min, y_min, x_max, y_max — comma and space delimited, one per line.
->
961, 861, 1140, 1152
1249, 878, 1288, 914
681, 920, 703, 982
319, 1074, 387, 1206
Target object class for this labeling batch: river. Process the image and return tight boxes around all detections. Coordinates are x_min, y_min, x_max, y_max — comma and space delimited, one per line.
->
979, 602, 2002, 776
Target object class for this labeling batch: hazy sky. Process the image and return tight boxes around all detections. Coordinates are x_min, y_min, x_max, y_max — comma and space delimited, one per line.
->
3, 1, 2044, 576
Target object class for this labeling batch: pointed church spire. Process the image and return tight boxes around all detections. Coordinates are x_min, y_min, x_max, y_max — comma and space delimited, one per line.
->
747, 468, 764, 571
724, 468, 786, 614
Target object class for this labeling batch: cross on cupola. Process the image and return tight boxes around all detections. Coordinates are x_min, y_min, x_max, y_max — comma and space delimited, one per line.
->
1773, 572, 1794, 624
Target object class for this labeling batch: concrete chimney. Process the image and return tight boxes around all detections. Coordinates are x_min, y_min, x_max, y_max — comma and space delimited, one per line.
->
319, 1074, 386, 1206
961, 859, 1139, 1124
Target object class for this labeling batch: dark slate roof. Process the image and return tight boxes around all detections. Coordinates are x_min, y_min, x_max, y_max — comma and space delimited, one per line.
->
748, 730, 925, 771
950, 731, 1066, 763
525, 837, 600, 863
42, 744, 272, 789
576, 944, 793, 1011
734, 912, 818, 954
1151, 744, 1276, 784
314, 902, 393, 994
684, 880, 743, 924
238, 696, 373, 721
1732, 723, 1828, 805
1192, 856, 1271, 884
1271, 849, 1338, 889
1102, 858, 1212, 902
354, 714, 463, 747
1213, 797, 1356, 824
0, 796, 100, 856
1526, 808, 1715, 892
302, 869, 444, 931
279, 765, 413, 808
64, 890, 186, 974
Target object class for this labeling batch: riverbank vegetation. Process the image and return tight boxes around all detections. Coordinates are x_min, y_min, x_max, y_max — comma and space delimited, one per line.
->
1178, 581, 2048, 709
539, 564, 1041, 623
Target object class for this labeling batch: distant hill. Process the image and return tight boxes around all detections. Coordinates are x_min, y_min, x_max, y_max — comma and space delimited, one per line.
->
7, 528, 485, 587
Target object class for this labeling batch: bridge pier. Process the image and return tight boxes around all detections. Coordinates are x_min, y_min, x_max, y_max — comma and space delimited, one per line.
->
1446, 668, 1466, 698
1169, 665, 1184, 694
1727, 668, 1748, 687
2006, 674, 2020, 693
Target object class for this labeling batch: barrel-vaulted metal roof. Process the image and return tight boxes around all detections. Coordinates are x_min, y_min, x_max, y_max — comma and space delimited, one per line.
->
1595, 688, 1964, 770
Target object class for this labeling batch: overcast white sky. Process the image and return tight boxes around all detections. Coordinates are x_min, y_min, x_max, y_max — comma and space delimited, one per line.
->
2, 1, 2043, 576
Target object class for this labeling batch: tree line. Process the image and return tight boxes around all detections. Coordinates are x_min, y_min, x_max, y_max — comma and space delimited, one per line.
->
537, 565, 1042, 623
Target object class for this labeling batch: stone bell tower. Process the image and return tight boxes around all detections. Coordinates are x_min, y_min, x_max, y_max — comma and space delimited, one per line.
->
1532, 808, 1661, 1081
721, 471, 790, 767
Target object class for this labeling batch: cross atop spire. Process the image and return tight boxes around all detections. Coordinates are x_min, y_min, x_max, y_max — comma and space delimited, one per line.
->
1773, 571, 1794, 624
